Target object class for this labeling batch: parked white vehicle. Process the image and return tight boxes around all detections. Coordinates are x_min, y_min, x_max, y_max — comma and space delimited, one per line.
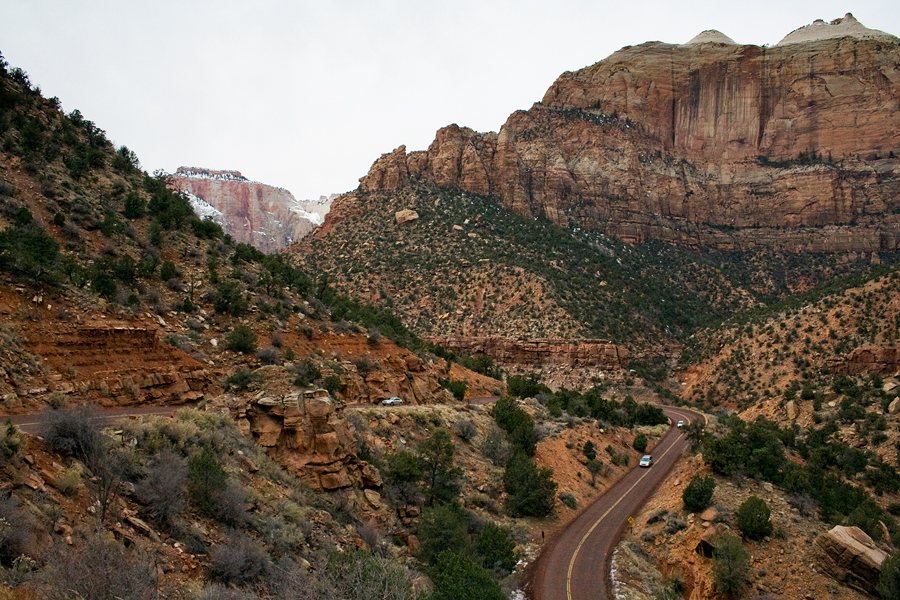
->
381, 397, 403, 406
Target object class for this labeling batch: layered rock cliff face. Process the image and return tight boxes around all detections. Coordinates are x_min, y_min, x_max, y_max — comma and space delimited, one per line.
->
361, 15, 900, 253
170, 167, 329, 254
425, 337, 629, 369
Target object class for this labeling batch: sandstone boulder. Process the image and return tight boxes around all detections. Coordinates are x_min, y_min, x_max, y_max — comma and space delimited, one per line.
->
395, 209, 419, 226
813, 525, 887, 595
696, 523, 731, 558
786, 400, 798, 420
889, 397, 900, 415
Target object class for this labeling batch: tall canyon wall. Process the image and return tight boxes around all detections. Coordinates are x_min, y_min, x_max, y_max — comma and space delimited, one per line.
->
360, 15, 900, 253
170, 167, 328, 254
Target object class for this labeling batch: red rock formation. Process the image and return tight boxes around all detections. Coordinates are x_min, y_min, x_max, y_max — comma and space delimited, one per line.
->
830, 346, 900, 376
359, 26, 900, 253
170, 167, 321, 254
26, 322, 212, 404
425, 337, 629, 369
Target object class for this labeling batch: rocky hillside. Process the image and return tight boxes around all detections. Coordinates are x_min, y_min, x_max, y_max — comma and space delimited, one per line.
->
295, 179, 891, 360
681, 262, 900, 411
360, 14, 900, 254
169, 167, 331, 254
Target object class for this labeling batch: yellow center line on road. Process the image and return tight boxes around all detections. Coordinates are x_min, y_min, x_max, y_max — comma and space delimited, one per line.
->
565, 421, 688, 600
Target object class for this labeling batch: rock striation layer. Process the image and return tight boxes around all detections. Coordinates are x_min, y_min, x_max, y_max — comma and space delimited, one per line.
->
170, 167, 330, 254
813, 525, 887, 595
360, 16, 900, 253
425, 337, 629, 368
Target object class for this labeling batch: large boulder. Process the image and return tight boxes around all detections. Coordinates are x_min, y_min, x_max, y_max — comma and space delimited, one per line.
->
813, 525, 887, 595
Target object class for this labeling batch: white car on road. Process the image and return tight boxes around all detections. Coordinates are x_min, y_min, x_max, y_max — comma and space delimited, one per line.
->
381, 397, 403, 406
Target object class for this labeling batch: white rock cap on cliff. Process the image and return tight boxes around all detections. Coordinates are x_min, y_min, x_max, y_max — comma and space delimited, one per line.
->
777, 13, 899, 46
682, 30, 737, 46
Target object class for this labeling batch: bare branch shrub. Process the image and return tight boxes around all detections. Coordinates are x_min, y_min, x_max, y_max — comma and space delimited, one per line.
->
40, 534, 156, 600
135, 449, 187, 527
208, 534, 271, 585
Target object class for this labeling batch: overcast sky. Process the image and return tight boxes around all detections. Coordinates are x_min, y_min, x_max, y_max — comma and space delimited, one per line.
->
2, 1, 898, 200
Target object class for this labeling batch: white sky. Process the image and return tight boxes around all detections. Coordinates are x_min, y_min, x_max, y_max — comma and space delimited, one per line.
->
2, 1, 898, 200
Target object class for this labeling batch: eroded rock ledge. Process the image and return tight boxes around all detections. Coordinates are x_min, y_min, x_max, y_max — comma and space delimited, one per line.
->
425, 337, 629, 368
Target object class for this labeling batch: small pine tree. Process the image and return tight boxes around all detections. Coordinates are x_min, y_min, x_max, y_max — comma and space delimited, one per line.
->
682, 475, 716, 513
503, 451, 558, 517
583, 440, 596, 461
632, 433, 648, 453
878, 551, 900, 600
735, 496, 772, 540
713, 533, 750, 597
188, 445, 228, 517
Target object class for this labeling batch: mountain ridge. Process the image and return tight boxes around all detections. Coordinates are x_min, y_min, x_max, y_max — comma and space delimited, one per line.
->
359, 18, 900, 254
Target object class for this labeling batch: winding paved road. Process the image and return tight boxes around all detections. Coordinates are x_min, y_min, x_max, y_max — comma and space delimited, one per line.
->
5, 405, 186, 435
533, 406, 703, 600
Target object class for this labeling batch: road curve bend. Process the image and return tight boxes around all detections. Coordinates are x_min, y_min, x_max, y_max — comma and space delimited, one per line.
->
533, 406, 703, 600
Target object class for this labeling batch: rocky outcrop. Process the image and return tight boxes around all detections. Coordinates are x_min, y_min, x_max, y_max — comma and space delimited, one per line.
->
830, 346, 900, 376
424, 337, 629, 368
813, 525, 887, 595
332, 354, 458, 406
170, 167, 329, 254
360, 17, 900, 254
26, 323, 212, 405
239, 389, 380, 491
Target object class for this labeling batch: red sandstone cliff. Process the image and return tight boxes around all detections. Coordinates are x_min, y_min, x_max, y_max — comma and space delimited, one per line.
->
360, 15, 900, 253
170, 167, 326, 254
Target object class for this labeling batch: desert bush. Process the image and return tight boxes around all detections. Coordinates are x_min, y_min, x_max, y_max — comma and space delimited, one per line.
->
878, 551, 900, 600
350, 355, 375, 376
475, 521, 516, 576
559, 492, 577, 510
54, 465, 82, 496
428, 551, 505, 600
632, 432, 648, 453
159, 260, 177, 281
135, 450, 186, 527
187, 445, 227, 517
40, 534, 156, 600
317, 550, 418, 600
226, 325, 257, 354
323, 374, 342, 394
735, 496, 772, 540
480, 426, 510, 466
207, 534, 270, 585
0, 494, 33, 566
439, 378, 467, 402
491, 396, 537, 456
683, 475, 716, 513
211, 481, 249, 527
41, 405, 101, 459
224, 369, 263, 392
417, 503, 471, 567
0, 421, 23, 467
196, 584, 261, 600
257, 346, 280, 366
42, 406, 125, 523
270, 331, 284, 348
452, 420, 478, 443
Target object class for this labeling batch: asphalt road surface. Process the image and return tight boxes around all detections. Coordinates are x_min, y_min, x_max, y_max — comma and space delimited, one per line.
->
532, 406, 703, 600
5, 405, 187, 435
